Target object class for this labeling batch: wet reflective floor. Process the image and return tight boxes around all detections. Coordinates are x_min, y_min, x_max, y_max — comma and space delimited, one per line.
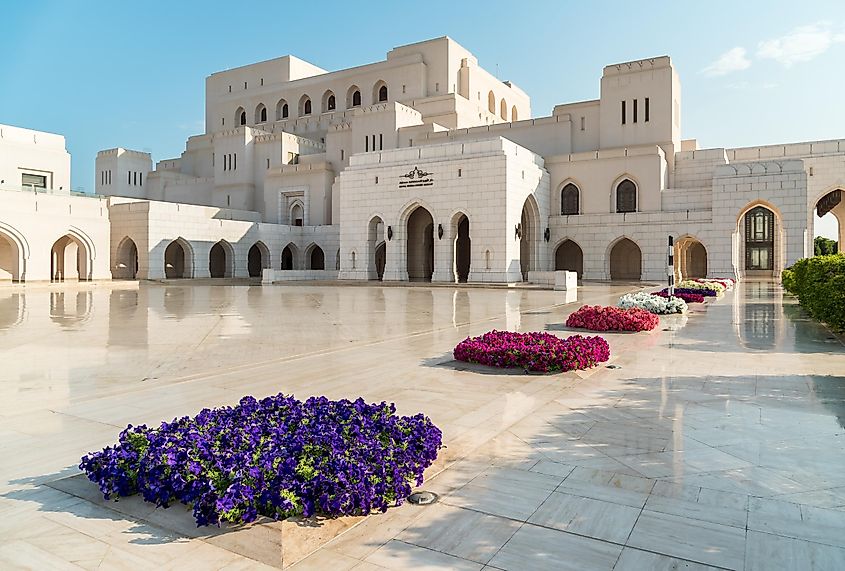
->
1, 281, 844, 569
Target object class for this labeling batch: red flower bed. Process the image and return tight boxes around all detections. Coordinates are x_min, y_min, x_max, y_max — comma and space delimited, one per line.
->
653, 290, 706, 304
565, 305, 659, 332
453, 330, 610, 373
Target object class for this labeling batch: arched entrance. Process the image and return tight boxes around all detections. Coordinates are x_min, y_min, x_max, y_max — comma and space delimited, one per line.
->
675, 237, 707, 280
609, 238, 642, 280
209, 241, 230, 278
51, 234, 90, 281
248, 242, 269, 278
454, 214, 471, 283
281, 244, 297, 270
115, 237, 138, 279
0, 232, 22, 282
164, 239, 192, 279
555, 240, 583, 279
406, 206, 434, 282
367, 216, 386, 280
520, 196, 540, 281
375, 243, 386, 280
308, 245, 325, 270
814, 189, 842, 255
744, 206, 775, 272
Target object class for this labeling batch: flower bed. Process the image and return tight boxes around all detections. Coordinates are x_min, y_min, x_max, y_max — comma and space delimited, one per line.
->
80, 394, 442, 527
678, 280, 725, 294
618, 292, 687, 315
453, 330, 610, 373
693, 278, 735, 290
565, 305, 660, 332
654, 290, 706, 304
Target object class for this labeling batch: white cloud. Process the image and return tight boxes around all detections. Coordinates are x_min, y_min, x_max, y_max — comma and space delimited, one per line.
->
757, 22, 845, 67
702, 47, 752, 76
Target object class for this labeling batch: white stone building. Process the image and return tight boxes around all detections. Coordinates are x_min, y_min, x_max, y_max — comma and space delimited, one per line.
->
93, 36, 843, 284
0, 124, 111, 282
5, 36, 840, 285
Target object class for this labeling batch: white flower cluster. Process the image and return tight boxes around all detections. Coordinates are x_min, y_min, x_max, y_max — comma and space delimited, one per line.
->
618, 292, 688, 315
678, 280, 726, 293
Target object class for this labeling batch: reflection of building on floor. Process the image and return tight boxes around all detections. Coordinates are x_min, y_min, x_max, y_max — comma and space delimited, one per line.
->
2, 37, 844, 284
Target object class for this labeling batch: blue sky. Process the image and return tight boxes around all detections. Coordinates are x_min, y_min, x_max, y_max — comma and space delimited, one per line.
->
2, 0, 843, 237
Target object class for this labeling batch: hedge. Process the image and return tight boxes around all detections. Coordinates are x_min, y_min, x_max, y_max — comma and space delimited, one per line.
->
782, 254, 845, 331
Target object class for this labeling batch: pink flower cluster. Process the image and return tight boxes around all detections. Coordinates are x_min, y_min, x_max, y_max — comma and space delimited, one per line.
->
453, 330, 610, 373
566, 305, 660, 332
653, 290, 705, 303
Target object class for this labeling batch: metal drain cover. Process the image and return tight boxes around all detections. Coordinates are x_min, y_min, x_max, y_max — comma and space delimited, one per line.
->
407, 491, 439, 505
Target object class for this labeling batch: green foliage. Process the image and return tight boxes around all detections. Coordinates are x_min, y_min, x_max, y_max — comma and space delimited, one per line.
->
814, 236, 839, 256
782, 254, 845, 331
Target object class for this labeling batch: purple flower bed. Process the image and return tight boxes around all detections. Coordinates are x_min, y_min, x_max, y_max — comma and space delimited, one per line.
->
660, 287, 718, 297
653, 290, 706, 303
79, 394, 442, 527
453, 330, 610, 373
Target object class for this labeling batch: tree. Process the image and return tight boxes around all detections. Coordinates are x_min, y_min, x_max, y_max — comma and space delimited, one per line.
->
814, 236, 839, 256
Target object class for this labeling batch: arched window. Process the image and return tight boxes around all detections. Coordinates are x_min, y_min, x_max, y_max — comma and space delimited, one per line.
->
255, 103, 267, 123
488, 91, 496, 114
352, 90, 361, 106
299, 95, 312, 116
561, 183, 580, 215
276, 99, 289, 120
322, 90, 336, 113
500, 99, 507, 120
240, 111, 246, 125
511, 105, 518, 122
616, 179, 637, 213
235, 107, 246, 126
378, 85, 388, 102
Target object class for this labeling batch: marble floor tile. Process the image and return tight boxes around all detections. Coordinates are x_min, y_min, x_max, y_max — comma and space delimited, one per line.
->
614, 547, 722, 570
528, 491, 642, 543
396, 504, 520, 564
487, 523, 622, 571
363, 540, 483, 571
627, 511, 746, 570
745, 530, 845, 571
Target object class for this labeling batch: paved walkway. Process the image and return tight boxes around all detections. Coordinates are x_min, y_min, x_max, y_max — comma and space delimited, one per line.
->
0, 281, 843, 569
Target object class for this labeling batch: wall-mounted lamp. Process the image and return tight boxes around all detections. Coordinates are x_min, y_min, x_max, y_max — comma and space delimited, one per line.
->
437, 224, 443, 239
515, 223, 522, 240
544, 228, 550, 242
387, 226, 393, 241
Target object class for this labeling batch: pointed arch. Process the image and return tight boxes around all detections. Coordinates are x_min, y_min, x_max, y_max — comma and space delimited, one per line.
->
608, 236, 642, 280
554, 238, 583, 278
367, 215, 386, 280
281, 242, 299, 270
406, 205, 434, 282
559, 181, 580, 215
276, 98, 289, 120
299, 94, 312, 117
209, 239, 234, 278
347, 85, 362, 108
373, 80, 388, 104
235, 107, 246, 126
487, 91, 496, 114
0, 222, 28, 282
613, 175, 638, 213
322, 89, 336, 113
674, 234, 708, 280
511, 105, 518, 122
500, 98, 508, 120
114, 236, 139, 279
248, 241, 270, 278
164, 237, 194, 279
255, 103, 267, 123
520, 195, 541, 280
305, 243, 325, 270
450, 210, 471, 283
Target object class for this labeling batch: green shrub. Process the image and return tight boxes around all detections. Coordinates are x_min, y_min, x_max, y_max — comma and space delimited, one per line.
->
782, 254, 845, 331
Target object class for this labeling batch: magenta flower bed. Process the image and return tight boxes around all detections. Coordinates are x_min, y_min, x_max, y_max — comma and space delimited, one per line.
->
653, 290, 706, 304
565, 305, 659, 332
453, 330, 610, 373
